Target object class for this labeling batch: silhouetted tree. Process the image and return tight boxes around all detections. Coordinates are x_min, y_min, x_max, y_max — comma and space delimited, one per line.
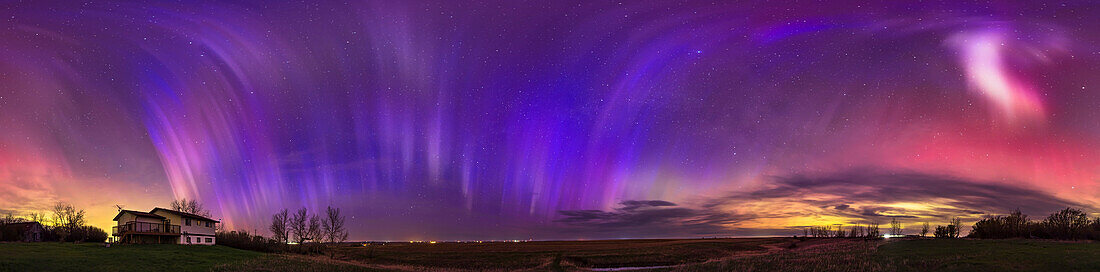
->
290, 208, 309, 244
950, 217, 962, 238
969, 209, 1036, 239
51, 202, 86, 242
890, 218, 903, 236
322, 206, 348, 243
82, 226, 107, 243
27, 212, 47, 224
848, 225, 863, 238
920, 222, 930, 237
1043, 207, 1089, 240
171, 198, 211, 217
934, 225, 951, 238
0, 213, 23, 224
306, 214, 322, 243
1006, 208, 1029, 237
1090, 217, 1100, 240
867, 222, 880, 238
269, 209, 290, 244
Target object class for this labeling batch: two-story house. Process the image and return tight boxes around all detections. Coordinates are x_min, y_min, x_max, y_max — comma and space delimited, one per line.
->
112, 207, 219, 245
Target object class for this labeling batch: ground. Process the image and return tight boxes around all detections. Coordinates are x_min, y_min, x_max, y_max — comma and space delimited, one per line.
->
0, 243, 376, 272
3, 238, 1100, 271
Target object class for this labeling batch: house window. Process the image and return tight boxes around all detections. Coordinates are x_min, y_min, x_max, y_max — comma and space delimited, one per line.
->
206, 221, 211, 227
185, 218, 191, 226
186, 236, 191, 243
206, 238, 212, 243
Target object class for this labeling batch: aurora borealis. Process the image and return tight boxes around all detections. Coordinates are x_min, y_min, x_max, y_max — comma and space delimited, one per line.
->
1, 1, 1098, 240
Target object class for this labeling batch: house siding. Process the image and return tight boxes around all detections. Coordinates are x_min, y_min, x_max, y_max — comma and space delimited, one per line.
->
151, 210, 216, 245
116, 213, 162, 224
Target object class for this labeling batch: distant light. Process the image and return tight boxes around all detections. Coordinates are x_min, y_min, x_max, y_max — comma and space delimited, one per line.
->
429, 241, 437, 244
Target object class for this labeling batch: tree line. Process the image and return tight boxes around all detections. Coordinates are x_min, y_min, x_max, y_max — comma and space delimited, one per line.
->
215, 206, 349, 254
0, 202, 107, 243
801, 207, 1099, 240
803, 222, 882, 238
969, 207, 1100, 240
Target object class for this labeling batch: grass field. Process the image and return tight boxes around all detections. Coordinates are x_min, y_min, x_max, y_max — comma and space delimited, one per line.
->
330, 238, 778, 270
675, 238, 1100, 271
4, 238, 1100, 271
0, 243, 378, 272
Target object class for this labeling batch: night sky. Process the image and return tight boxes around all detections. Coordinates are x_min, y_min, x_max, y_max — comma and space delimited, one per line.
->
1, 1, 1098, 241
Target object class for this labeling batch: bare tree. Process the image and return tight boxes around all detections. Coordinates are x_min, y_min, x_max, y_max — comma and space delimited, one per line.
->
269, 209, 290, 244
290, 208, 308, 244
322, 206, 349, 243
307, 214, 322, 243
27, 212, 47, 224
950, 217, 963, 238
0, 212, 20, 224
890, 218, 903, 236
171, 198, 211, 217
867, 222, 880, 238
848, 225, 863, 238
51, 202, 86, 241
920, 222, 930, 237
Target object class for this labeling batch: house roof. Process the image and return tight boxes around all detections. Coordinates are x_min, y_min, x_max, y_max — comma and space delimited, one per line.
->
1, 221, 43, 231
112, 209, 166, 221
150, 207, 220, 222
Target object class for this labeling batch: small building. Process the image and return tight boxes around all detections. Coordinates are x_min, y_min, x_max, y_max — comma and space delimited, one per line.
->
112, 208, 218, 245
0, 222, 45, 242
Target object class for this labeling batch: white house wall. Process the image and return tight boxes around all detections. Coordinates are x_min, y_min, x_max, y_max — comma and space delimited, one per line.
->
151, 210, 217, 245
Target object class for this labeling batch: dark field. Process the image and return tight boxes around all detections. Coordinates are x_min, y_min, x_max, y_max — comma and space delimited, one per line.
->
5, 238, 1100, 271
0, 243, 374, 272
331, 238, 777, 270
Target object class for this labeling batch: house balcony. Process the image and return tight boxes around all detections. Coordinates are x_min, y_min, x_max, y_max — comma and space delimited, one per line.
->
112, 222, 181, 236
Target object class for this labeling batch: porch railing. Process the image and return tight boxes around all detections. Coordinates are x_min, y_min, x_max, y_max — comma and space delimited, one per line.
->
112, 222, 181, 235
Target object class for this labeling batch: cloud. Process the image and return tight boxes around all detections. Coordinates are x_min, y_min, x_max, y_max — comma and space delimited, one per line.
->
554, 169, 1091, 237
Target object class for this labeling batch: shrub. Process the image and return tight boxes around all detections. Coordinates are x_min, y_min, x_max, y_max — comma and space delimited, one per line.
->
1089, 217, 1100, 240
1042, 207, 1090, 240
933, 225, 957, 238
63, 226, 104, 242
216, 230, 284, 253
215, 230, 329, 255
83, 226, 107, 243
969, 209, 1036, 239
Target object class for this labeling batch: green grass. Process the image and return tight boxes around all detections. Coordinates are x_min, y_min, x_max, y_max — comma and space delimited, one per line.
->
675, 238, 1100, 272
332, 238, 776, 270
0, 243, 384, 272
875, 239, 1100, 271
6, 239, 1100, 271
